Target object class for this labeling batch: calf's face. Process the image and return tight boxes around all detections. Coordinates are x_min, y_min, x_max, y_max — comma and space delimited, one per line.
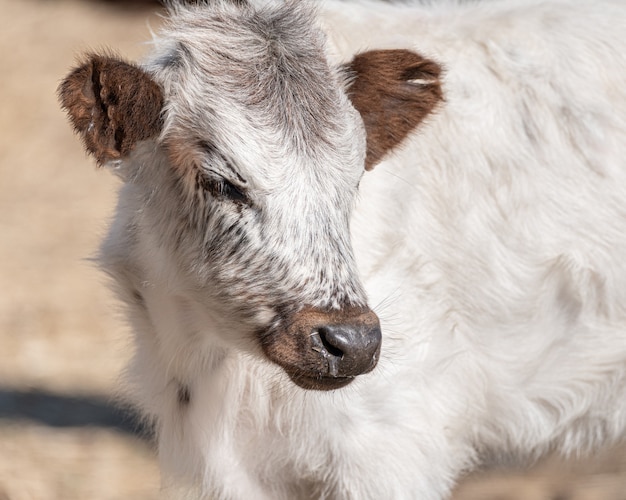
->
58, 2, 442, 390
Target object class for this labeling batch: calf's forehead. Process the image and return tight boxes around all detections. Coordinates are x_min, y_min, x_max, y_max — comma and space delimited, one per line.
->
145, 2, 366, 188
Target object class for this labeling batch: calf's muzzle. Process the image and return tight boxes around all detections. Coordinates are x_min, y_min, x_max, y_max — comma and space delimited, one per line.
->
261, 307, 382, 390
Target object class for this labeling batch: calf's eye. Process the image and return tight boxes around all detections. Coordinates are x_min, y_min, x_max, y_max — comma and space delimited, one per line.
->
218, 178, 249, 204
196, 172, 250, 205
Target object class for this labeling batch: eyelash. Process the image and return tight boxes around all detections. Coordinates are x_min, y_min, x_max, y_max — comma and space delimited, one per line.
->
217, 177, 249, 204
195, 140, 250, 205
194, 171, 249, 206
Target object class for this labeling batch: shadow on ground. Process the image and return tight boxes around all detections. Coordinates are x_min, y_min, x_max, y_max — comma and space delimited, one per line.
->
0, 388, 148, 436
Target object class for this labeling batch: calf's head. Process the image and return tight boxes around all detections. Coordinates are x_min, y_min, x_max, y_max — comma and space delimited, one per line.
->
58, 1, 442, 390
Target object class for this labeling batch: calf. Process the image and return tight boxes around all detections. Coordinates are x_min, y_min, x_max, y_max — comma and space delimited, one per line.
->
59, 0, 626, 498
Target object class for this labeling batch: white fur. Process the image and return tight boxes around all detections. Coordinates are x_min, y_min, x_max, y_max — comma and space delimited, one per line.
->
95, 1, 626, 499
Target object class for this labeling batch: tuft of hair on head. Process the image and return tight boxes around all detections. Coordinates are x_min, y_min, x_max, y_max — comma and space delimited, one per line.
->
163, 0, 250, 9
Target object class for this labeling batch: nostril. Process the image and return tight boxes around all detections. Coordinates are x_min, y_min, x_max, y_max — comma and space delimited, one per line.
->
309, 316, 381, 378
317, 327, 345, 359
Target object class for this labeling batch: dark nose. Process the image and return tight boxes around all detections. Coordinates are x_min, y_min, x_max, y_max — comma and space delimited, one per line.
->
313, 319, 382, 378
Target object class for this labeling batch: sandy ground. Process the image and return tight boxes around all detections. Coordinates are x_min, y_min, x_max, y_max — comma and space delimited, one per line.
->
0, 0, 624, 499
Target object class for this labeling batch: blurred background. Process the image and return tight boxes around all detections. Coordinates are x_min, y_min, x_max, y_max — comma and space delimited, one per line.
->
0, 0, 624, 499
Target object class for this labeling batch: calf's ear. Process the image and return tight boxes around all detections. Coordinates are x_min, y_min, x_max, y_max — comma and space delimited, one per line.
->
345, 49, 443, 171
58, 54, 164, 166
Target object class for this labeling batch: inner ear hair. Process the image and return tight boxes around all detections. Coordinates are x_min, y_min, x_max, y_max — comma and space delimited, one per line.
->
345, 49, 444, 171
58, 53, 164, 166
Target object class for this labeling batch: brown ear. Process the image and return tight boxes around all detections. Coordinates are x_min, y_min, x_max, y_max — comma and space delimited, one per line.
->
345, 49, 443, 171
58, 54, 164, 165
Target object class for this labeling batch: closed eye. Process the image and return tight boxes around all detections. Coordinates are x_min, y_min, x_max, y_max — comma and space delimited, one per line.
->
218, 177, 249, 204
196, 172, 250, 206
196, 140, 250, 205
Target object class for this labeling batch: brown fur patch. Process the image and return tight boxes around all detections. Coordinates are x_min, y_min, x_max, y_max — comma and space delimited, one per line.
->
163, 134, 200, 177
58, 54, 164, 165
288, 307, 380, 334
345, 49, 443, 170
